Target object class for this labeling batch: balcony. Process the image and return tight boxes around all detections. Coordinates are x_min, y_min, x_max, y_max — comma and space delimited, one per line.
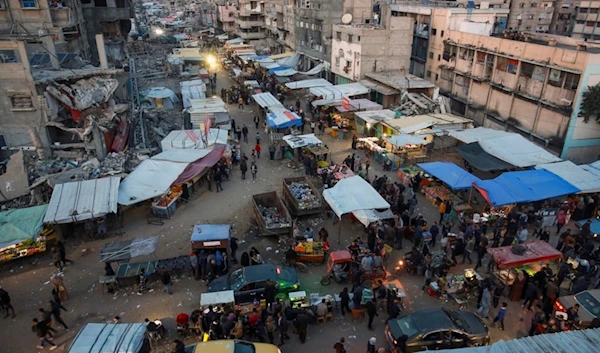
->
237, 19, 265, 29
50, 7, 74, 28
238, 30, 266, 39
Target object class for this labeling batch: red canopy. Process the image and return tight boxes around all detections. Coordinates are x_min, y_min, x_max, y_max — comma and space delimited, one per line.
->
486, 241, 562, 269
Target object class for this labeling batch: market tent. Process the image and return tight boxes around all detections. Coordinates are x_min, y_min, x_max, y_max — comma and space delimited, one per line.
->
578, 218, 600, 236
142, 87, 179, 109
270, 52, 295, 60
44, 177, 120, 224
180, 79, 206, 108
285, 78, 332, 90
191, 224, 231, 243
335, 99, 383, 112
352, 209, 395, 227
276, 53, 301, 68
456, 142, 514, 172
309, 83, 369, 100
172, 146, 225, 184
302, 63, 324, 76
253, 92, 284, 109
99, 236, 159, 262
354, 109, 397, 125
474, 169, 580, 206
266, 106, 302, 129
274, 68, 297, 77
448, 127, 512, 144
247, 55, 268, 60
260, 62, 280, 69
386, 134, 429, 147
0, 205, 48, 249
417, 162, 481, 190
478, 134, 562, 167
323, 176, 390, 218
282, 133, 322, 149
67, 323, 147, 353
160, 129, 229, 150
486, 241, 562, 269
535, 160, 600, 194
118, 160, 189, 205
153, 148, 212, 163
225, 38, 244, 44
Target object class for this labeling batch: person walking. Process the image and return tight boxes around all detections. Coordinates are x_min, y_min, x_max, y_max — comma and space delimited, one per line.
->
476, 286, 492, 318
364, 156, 371, 176
438, 201, 447, 223
339, 287, 351, 315
367, 337, 377, 353
240, 156, 248, 180
190, 252, 200, 280
254, 115, 260, 129
56, 241, 73, 266
334, 337, 346, 353
160, 268, 172, 294
366, 298, 378, 330
138, 268, 148, 295
48, 300, 68, 329
493, 302, 507, 330
310, 120, 316, 133
269, 143, 276, 160
230, 237, 238, 263
51, 274, 68, 302
32, 318, 58, 350
0, 286, 15, 318
277, 311, 289, 346
255, 132, 261, 145
255, 143, 262, 159
529, 303, 547, 336
242, 125, 249, 143
294, 313, 310, 343
235, 125, 242, 141
251, 162, 258, 181
238, 97, 244, 109
52, 247, 63, 272
214, 169, 223, 192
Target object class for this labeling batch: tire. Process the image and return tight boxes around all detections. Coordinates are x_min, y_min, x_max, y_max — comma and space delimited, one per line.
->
334, 275, 343, 284
296, 263, 308, 273
320, 276, 331, 286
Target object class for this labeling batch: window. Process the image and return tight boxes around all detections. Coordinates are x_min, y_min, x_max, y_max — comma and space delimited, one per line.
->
455, 75, 470, 87
591, 8, 599, 14
335, 56, 340, 66
520, 62, 547, 82
94, 0, 107, 6
564, 73, 580, 90
441, 69, 452, 80
525, 26, 531, 30
250, 1, 257, 9
459, 48, 474, 61
431, 28, 437, 35
357, 36, 361, 42
587, 21, 595, 27
426, 70, 432, 78
496, 57, 518, 74
435, 74, 439, 81
519, 2, 525, 8
21, 0, 36, 7
0, 50, 20, 63
441, 30, 444, 37
531, 2, 537, 7
476, 52, 486, 64
428, 52, 434, 59
348, 34, 353, 43
577, 20, 585, 25
10, 96, 34, 109
438, 54, 441, 61
528, 15, 534, 20
336, 32, 341, 40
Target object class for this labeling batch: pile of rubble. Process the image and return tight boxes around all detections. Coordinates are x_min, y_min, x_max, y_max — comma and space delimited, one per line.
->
143, 108, 182, 148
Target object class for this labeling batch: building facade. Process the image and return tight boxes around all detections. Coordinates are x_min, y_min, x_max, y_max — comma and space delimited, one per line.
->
572, 0, 600, 39
437, 31, 600, 162
506, 1, 554, 32
217, 5, 238, 33
331, 14, 413, 83
550, 0, 579, 35
236, 0, 267, 44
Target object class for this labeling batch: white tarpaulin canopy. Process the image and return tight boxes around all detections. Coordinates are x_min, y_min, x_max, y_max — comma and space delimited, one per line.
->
386, 134, 430, 147
67, 323, 146, 353
274, 68, 297, 77
448, 127, 512, 143
44, 177, 120, 224
180, 79, 206, 108
99, 236, 159, 262
323, 176, 391, 218
479, 134, 561, 167
160, 129, 228, 150
152, 148, 212, 163
276, 53, 301, 67
309, 83, 369, 100
274, 63, 325, 77
253, 92, 284, 109
118, 160, 188, 205
201, 290, 235, 306
225, 38, 244, 44
535, 161, 600, 194
285, 78, 332, 90
353, 209, 396, 227
282, 133, 322, 148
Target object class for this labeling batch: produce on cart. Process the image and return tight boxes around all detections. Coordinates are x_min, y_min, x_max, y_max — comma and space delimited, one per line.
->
295, 241, 328, 263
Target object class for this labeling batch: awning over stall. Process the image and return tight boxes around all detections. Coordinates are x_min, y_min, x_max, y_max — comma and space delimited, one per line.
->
487, 241, 562, 269
386, 134, 430, 147
267, 106, 302, 128
191, 224, 231, 244
535, 160, 600, 194
456, 142, 514, 172
100, 236, 159, 262
201, 290, 235, 307
309, 83, 369, 100
0, 205, 48, 249
44, 177, 120, 224
323, 176, 391, 218
354, 109, 397, 125
252, 92, 284, 109
352, 209, 395, 227
474, 169, 580, 206
335, 99, 383, 112
282, 133, 322, 149
160, 129, 228, 150
285, 79, 332, 90
67, 323, 147, 353
418, 162, 481, 190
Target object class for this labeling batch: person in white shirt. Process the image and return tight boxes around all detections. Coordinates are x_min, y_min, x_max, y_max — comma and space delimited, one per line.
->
316, 298, 328, 317
361, 254, 373, 272
517, 226, 528, 243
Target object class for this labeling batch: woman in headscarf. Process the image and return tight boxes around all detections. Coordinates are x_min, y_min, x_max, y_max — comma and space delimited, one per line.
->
240, 252, 250, 267
51, 273, 69, 302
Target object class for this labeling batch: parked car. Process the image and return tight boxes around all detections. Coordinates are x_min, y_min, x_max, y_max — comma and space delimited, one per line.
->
185, 339, 280, 353
385, 309, 490, 352
208, 264, 299, 304
554, 289, 600, 328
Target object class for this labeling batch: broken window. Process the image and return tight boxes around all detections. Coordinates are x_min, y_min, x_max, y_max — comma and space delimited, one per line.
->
548, 69, 565, 87
459, 48, 474, 61
94, 0, 107, 6
476, 52, 486, 64
0, 50, 20, 63
442, 43, 455, 61
441, 69, 452, 80
348, 34, 353, 43
564, 73, 580, 90
336, 32, 341, 40
520, 62, 546, 82
21, 0, 36, 8
10, 96, 33, 110
250, 1, 258, 9
426, 70, 432, 78
496, 57, 518, 74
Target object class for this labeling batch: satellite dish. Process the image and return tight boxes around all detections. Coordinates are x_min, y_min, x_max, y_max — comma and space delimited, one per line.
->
342, 13, 353, 25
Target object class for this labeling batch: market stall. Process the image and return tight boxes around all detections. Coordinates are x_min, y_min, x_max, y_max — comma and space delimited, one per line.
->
100, 236, 159, 264
354, 109, 396, 138
487, 241, 562, 301
282, 133, 329, 162
266, 106, 302, 130
294, 241, 328, 263
417, 162, 481, 212
0, 205, 54, 263
190, 224, 231, 251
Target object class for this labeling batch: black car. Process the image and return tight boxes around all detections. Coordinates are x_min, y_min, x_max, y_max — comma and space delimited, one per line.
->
208, 264, 299, 304
386, 309, 490, 352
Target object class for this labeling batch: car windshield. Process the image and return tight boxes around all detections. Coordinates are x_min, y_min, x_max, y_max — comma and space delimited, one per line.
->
276, 267, 295, 282
393, 316, 420, 337
575, 291, 600, 317
229, 269, 244, 291
447, 311, 468, 331
234, 341, 256, 353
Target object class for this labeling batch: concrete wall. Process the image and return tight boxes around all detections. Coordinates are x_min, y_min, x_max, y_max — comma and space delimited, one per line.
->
0, 151, 30, 202
0, 41, 40, 147
507, 1, 554, 32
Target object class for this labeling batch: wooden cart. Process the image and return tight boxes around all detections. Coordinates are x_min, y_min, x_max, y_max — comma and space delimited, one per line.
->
252, 191, 293, 236
281, 177, 324, 216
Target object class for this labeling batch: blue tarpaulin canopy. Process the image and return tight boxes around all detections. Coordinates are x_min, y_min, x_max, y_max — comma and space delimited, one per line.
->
418, 162, 481, 190
248, 55, 268, 60
191, 224, 231, 242
266, 106, 302, 129
474, 169, 580, 206
268, 66, 290, 74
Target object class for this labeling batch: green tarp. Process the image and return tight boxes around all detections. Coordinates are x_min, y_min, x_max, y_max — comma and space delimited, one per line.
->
0, 205, 48, 249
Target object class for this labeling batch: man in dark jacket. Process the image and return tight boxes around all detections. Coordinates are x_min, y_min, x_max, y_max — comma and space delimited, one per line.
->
173, 339, 185, 353
264, 279, 276, 310
294, 313, 310, 343
277, 311, 289, 346
366, 298, 378, 330
0, 286, 15, 318
160, 268, 172, 294
230, 237, 239, 263
48, 300, 68, 329
32, 318, 57, 350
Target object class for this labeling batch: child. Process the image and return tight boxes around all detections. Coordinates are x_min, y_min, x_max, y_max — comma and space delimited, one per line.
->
251, 149, 256, 162
251, 162, 258, 181
493, 302, 507, 330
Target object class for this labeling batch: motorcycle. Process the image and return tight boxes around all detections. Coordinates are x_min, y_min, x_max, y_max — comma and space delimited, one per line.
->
321, 263, 349, 285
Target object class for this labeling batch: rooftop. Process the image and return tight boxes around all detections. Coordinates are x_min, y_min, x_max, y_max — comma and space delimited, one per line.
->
389, 3, 510, 14
494, 31, 600, 54
365, 72, 436, 90
32, 67, 123, 83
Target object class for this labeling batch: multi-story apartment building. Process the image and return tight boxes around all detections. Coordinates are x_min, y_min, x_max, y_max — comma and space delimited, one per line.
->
217, 5, 238, 33
294, 0, 373, 76
506, 1, 554, 32
387, 4, 509, 78
331, 12, 413, 83
236, 0, 267, 44
437, 31, 600, 162
572, 1, 600, 39
550, 0, 579, 35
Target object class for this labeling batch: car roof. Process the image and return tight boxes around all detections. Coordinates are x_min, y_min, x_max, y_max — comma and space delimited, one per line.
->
410, 309, 456, 332
242, 264, 281, 282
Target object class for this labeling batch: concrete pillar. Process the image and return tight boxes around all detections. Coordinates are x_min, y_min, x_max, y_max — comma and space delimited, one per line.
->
29, 126, 51, 159
95, 33, 109, 70
91, 122, 107, 161
42, 36, 60, 70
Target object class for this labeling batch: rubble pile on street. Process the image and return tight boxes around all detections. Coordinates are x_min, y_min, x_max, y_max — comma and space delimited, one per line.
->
287, 181, 321, 209
258, 205, 292, 229
143, 108, 183, 148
